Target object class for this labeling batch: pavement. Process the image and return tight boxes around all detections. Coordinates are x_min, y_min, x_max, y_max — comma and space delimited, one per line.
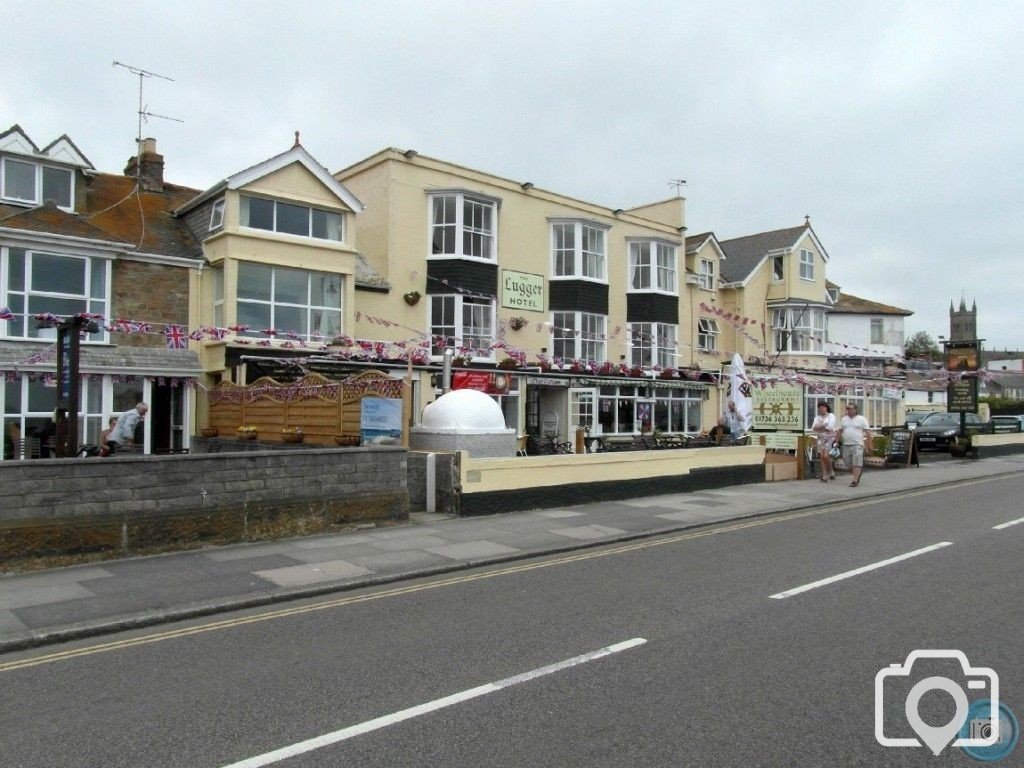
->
2, 453, 1022, 653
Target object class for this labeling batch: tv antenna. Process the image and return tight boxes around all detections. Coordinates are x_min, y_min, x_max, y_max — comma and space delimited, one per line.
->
668, 178, 687, 196
112, 61, 183, 152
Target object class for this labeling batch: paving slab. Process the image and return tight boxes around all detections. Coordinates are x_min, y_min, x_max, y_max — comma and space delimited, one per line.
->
424, 541, 520, 560
253, 559, 374, 588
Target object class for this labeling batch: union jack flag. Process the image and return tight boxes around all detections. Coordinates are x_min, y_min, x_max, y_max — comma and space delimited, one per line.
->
0, 306, 14, 321
164, 324, 187, 350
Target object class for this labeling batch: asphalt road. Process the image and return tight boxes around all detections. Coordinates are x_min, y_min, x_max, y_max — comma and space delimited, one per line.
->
2, 472, 1022, 767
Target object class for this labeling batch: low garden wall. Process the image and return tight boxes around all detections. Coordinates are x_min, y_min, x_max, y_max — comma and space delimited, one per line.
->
458, 445, 766, 515
0, 446, 408, 569
971, 432, 1024, 459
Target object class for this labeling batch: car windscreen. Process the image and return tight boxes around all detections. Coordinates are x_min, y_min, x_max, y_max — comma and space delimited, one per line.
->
919, 413, 959, 426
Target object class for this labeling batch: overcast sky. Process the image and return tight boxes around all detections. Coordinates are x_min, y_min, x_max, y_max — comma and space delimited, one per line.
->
4, 1, 1022, 349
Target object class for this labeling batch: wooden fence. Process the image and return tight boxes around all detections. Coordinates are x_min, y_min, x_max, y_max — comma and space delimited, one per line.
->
206, 370, 403, 445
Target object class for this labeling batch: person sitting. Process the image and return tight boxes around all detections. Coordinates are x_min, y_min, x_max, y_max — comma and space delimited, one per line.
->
708, 418, 728, 445
99, 416, 118, 457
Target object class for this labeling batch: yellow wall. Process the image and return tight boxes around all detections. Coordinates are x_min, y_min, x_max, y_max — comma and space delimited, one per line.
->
339, 151, 689, 365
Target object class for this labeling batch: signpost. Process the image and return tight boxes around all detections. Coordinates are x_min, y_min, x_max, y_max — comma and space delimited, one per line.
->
943, 339, 981, 444
751, 384, 803, 431
885, 428, 919, 468
53, 316, 98, 457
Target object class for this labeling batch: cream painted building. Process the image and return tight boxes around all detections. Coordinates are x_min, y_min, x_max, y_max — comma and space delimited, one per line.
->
336, 149, 722, 446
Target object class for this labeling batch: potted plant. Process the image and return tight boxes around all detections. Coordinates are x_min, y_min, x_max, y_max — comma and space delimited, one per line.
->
333, 434, 360, 446
949, 434, 972, 458
200, 426, 218, 438
236, 426, 257, 440
281, 426, 304, 444
508, 316, 528, 331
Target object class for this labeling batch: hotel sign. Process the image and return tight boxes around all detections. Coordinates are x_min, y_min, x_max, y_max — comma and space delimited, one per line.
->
501, 270, 544, 312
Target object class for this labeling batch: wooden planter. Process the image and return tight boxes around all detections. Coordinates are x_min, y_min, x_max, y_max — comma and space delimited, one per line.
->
281, 432, 304, 444
334, 435, 360, 447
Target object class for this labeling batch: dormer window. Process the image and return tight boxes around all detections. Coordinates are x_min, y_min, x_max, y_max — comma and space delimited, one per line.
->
1, 157, 73, 209
628, 240, 677, 294
799, 248, 814, 280
239, 195, 343, 242
772, 255, 785, 281
697, 258, 715, 290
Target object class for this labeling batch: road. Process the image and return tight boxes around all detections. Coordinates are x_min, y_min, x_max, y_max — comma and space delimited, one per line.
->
2, 473, 1022, 767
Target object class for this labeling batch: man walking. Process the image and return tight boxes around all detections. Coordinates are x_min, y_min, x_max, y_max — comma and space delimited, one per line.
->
840, 403, 872, 487
107, 402, 148, 454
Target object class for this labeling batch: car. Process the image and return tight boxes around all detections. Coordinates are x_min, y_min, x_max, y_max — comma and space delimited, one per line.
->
904, 411, 936, 430
913, 412, 985, 451
991, 415, 1024, 433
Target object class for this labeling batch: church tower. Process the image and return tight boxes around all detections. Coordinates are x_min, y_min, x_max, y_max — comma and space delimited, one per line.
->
949, 298, 977, 341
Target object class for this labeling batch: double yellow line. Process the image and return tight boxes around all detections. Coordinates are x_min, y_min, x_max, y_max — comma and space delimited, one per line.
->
0, 474, 1013, 674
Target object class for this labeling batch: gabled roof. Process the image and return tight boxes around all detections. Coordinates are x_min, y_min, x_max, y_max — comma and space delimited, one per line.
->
176, 143, 364, 216
85, 173, 202, 260
0, 124, 93, 169
718, 224, 815, 283
685, 231, 726, 260
0, 201, 129, 245
830, 291, 913, 317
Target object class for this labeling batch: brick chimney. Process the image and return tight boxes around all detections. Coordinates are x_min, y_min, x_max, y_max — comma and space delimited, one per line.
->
124, 137, 165, 191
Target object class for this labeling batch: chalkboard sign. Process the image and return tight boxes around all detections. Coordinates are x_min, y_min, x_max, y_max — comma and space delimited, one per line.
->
885, 429, 919, 467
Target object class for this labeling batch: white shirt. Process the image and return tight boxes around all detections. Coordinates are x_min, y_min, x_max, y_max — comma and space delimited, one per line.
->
812, 413, 836, 434
110, 408, 142, 444
840, 414, 870, 446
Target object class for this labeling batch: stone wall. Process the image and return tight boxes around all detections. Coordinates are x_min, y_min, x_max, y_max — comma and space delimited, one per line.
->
406, 451, 461, 515
109, 260, 191, 349
0, 446, 407, 568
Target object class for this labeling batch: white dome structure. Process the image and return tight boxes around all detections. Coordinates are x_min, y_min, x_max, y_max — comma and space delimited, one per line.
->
411, 388, 516, 458
421, 389, 507, 432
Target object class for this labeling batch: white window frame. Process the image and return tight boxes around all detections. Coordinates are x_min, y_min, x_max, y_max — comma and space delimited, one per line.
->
697, 258, 715, 290
428, 294, 496, 360
552, 311, 607, 363
1, 247, 110, 343
870, 318, 884, 345
698, 318, 719, 353
236, 263, 343, 342
239, 194, 345, 242
209, 199, 225, 230
630, 322, 677, 368
628, 240, 678, 295
772, 255, 785, 282
799, 248, 814, 281
772, 305, 827, 354
1, 157, 74, 211
550, 220, 608, 282
428, 192, 498, 263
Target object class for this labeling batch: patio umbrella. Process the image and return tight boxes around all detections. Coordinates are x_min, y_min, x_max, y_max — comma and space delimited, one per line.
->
729, 353, 753, 432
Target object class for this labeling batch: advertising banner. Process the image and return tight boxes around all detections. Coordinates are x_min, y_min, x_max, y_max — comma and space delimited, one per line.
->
752, 383, 803, 430
360, 397, 403, 445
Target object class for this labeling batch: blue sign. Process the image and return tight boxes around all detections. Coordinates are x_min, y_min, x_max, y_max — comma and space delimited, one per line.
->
360, 397, 403, 445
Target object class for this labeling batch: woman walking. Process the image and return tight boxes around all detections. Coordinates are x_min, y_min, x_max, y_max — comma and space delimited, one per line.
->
811, 401, 837, 482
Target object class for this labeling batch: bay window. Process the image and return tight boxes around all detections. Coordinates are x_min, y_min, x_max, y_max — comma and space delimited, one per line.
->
430, 193, 496, 260
429, 295, 495, 356
2, 247, 108, 341
553, 311, 606, 363
629, 241, 677, 293
551, 221, 607, 280
236, 263, 342, 341
631, 322, 677, 368
772, 305, 827, 354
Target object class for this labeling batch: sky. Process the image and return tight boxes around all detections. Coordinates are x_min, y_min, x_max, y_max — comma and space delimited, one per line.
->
4, 1, 1022, 349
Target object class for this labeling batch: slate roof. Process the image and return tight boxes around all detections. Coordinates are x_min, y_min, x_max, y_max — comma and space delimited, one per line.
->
830, 291, 913, 316
0, 341, 201, 373
718, 224, 809, 283
0, 174, 202, 260
684, 232, 715, 255
84, 173, 202, 260
0, 201, 129, 244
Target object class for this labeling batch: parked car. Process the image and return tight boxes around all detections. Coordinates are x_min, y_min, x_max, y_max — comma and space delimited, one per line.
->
991, 415, 1024, 433
913, 412, 985, 451
904, 411, 936, 430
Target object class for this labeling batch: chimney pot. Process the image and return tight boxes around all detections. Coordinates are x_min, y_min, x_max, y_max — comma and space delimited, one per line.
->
125, 137, 165, 191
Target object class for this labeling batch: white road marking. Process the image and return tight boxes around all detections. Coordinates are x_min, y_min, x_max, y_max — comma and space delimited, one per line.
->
993, 516, 1024, 530
219, 637, 647, 768
769, 542, 953, 599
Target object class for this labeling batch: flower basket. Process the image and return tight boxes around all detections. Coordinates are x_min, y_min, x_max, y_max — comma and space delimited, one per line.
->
281, 432, 304, 444
237, 431, 257, 441
508, 316, 528, 331
334, 435, 360, 447
200, 427, 218, 438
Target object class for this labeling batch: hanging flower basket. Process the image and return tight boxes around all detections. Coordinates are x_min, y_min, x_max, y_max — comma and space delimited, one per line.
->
281, 427, 304, 444
508, 316, 528, 331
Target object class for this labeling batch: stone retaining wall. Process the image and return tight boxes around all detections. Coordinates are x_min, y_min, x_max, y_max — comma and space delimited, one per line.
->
0, 447, 408, 569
